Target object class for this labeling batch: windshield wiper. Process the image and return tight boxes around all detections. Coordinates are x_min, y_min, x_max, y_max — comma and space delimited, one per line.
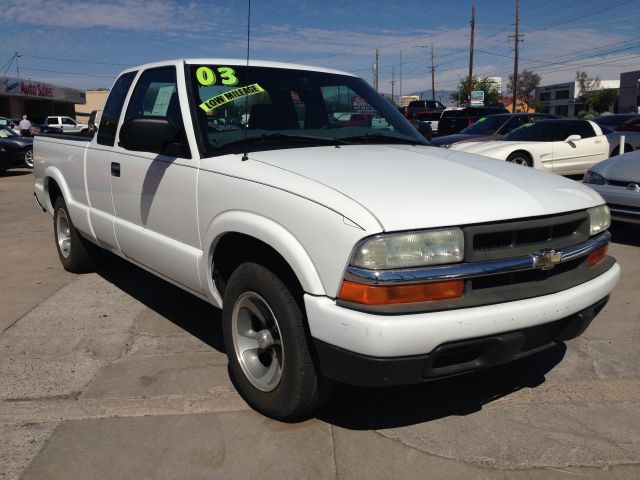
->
339, 133, 425, 145
218, 133, 352, 149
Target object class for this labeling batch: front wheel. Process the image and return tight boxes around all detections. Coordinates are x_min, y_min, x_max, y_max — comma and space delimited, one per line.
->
24, 147, 34, 168
506, 151, 532, 167
221, 262, 333, 421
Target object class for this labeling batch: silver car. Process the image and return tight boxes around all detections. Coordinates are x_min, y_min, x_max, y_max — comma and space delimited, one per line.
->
584, 150, 640, 224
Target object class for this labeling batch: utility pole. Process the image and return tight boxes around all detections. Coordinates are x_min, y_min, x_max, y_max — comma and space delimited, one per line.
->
390, 65, 396, 105
374, 48, 380, 92
399, 50, 403, 102
430, 44, 435, 101
468, 6, 475, 106
508, 0, 524, 112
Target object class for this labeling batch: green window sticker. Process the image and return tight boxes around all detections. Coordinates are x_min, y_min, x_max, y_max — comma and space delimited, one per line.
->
196, 66, 239, 86
521, 122, 533, 128
476, 117, 487, 123
199, 83, 265, 112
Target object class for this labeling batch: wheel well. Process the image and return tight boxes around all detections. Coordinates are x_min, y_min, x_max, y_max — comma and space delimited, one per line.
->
507, 150, 533, 165
212, 233, 304, 301
46, 178, 62, 209
611, 144, 633, 156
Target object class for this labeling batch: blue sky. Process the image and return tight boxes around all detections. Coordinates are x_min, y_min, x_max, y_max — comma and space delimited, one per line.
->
1, 0, 639, 100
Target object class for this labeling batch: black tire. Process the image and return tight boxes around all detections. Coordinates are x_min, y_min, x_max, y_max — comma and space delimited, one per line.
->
53, 196, 99, 273
506, 151, 532, 167
23, 147, 34, 168
221, 262, 333, 421
611, 145, 632, 157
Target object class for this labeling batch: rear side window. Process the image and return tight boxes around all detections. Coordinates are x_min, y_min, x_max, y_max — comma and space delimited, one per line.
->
47, 117, 59, 124
97, 71, 137, 146
124, 67, 181, 126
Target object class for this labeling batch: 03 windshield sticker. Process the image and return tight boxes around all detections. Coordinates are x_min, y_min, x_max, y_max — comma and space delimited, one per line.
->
196, 66, 239, 86
199, 83, 265, 112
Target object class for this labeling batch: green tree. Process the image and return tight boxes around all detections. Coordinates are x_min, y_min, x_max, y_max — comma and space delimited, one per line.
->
576, 71, 600, 100
587, 88, 618, 113
507, 70, 541, 110
450, 75, 501, 105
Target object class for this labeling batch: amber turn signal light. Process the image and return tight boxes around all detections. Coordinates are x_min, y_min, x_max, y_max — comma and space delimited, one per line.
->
339, 280, 464, 305
587, 244, 608, 267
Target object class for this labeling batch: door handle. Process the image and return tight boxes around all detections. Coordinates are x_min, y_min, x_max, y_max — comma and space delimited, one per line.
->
111, 162, 121, 177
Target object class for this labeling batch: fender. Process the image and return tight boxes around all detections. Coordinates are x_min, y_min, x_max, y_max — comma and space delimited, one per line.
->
42, 165, 95, 241
200, 210, 326, 307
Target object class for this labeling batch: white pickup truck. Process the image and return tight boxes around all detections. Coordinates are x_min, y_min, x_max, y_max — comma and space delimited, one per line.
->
34, 59, 619, 420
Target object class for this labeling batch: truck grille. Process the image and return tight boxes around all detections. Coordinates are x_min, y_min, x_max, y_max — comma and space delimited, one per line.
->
464, 211, 590, 262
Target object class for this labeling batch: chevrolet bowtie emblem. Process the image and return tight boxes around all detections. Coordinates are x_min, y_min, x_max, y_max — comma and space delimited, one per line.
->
533, 249, 563, 270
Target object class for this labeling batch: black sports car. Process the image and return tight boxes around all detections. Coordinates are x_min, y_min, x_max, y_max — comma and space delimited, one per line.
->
0, 127, 34, 173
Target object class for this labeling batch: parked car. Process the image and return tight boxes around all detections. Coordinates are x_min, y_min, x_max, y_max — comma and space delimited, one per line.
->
35, 59, 618, 420
431, 113, 557, 147
0, 116, 18, 132
583, 149, 640, 224
411, 111, 442, 135
594, 113, 638, 129
0, 126, 34, 172
87, 110, 102, 134
450, 119, 609, 175
437, 106, 510, 136
600, 125, 640, 156
41, 116, 89, 134
615, 115, 640, 133
406, 100, 445, 118
409, 114, 434, 141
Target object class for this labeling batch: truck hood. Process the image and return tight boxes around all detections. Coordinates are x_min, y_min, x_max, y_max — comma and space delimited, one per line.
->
247, 144, 603, 232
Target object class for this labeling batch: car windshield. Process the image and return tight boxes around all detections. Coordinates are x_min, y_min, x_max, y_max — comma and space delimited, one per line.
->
0, 127, 18, 138
502, 121, 568, 142
189, 65, 426, 155
460, 116, 505, 135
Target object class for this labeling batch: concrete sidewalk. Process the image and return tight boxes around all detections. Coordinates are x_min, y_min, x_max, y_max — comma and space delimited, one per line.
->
1, 170, 640, 479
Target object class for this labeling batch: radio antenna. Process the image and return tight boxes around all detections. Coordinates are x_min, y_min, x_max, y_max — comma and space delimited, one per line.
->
241, 0, 251, 161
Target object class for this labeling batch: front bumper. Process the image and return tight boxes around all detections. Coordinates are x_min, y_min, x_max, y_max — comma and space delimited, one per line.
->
313, 296, 608, 386
304, 262, 619, 358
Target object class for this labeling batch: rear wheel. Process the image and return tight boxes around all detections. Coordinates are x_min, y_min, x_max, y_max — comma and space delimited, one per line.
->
222, 262, 333, 420
506, 151, 532, 167
53, 196, 99, 273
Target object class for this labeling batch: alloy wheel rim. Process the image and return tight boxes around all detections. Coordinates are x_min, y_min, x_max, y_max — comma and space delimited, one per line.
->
56, 209, 71, 259
24, 149, 34, 168
231, 291, 284, 392
509, 157, 529, 166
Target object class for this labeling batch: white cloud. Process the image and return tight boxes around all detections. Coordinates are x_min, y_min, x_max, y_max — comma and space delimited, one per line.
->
0, 0, 220, 32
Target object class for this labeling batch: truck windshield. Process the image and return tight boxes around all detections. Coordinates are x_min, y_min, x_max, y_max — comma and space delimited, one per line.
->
188, 64, 426, 155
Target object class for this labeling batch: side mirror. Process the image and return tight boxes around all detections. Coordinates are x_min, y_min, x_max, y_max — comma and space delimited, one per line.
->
119, 117, 188, 157
564, 134, 581, 143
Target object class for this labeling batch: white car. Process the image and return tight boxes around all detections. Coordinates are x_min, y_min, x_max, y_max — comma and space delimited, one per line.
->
451, 119, 610, 175
584, 149, 640, 224
42, 116, 89, 134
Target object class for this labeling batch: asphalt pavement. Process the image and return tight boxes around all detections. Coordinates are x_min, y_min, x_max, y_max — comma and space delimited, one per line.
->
1, 169, 639, 479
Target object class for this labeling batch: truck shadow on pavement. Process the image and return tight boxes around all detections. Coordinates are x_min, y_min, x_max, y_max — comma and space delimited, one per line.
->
318, 343, 566, 430
96, 253, 226, 353
95, 252, 567, 430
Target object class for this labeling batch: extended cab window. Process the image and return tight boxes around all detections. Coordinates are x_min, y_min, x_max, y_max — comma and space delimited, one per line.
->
97, 71, 137, 146
121, 66, 189, 158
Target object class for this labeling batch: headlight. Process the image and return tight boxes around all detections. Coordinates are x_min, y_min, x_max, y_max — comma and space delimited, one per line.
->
351, 228, 464, 269
583, 170, 605, 185
588, 205, 610, 235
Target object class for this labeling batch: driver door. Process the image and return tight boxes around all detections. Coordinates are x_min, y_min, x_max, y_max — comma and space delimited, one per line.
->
552, 122, 607, 174
110, 65, 202, 294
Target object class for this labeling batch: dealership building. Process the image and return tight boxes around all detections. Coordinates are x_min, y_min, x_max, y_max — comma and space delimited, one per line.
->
0, 76, 85, 120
